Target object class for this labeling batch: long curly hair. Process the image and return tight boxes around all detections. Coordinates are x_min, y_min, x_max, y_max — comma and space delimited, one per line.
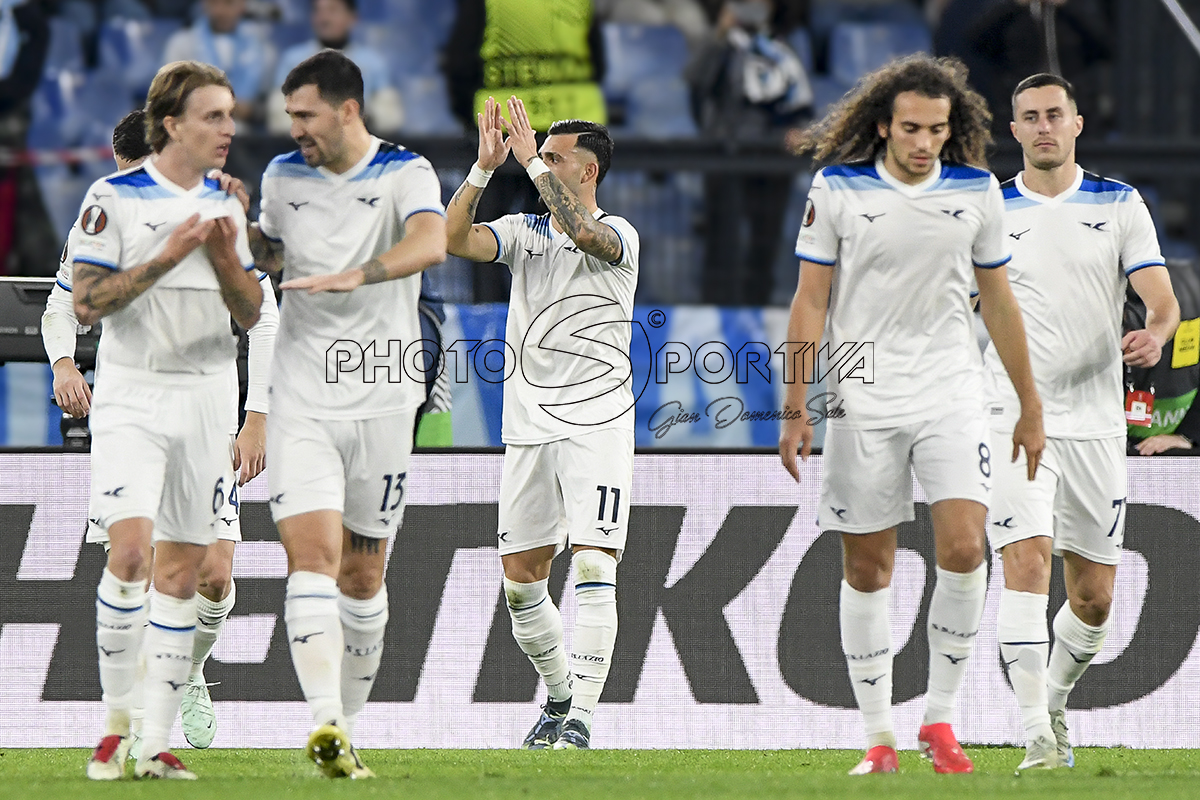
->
795, 55, 993, 168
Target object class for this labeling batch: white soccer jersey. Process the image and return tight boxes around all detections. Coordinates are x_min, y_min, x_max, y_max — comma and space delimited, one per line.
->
42, 224, 88, 365
794, 158, 1010, 430
984, 168, 1165, 439
484, 209, 640, 444
259, 137, 445, 419
71, 159, 254, 376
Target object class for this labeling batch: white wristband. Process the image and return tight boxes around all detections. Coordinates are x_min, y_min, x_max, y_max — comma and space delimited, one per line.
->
467, 163, 493, 188
525, 157, 550, 180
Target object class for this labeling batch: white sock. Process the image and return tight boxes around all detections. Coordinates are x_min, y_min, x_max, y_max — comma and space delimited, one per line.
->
840, 581, 896, 749
1047, 603, 1108, 712
284, 572, 345, 729
339, 587, 389, 738
923, 563, 987, 726
504, 577, 572, 704
191, 580, 235, 679
138, 592, 197, 765
565, 550, 619, 733
997, 588, 1051, 743
96, 569, 147, 737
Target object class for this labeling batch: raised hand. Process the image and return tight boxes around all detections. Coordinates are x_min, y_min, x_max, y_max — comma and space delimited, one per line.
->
162, 213, 215, 267
505, 96, 540, 168
476, 95, 512, 171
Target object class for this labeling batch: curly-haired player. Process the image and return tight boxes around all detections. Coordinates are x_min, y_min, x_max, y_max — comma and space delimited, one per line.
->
780, 55, 1045, 775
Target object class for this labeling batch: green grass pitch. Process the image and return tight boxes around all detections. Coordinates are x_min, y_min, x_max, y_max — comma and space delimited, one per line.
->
4, 748, 1200, 799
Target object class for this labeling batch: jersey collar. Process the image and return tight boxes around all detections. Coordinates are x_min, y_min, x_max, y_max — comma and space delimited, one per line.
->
317, 136, 381, 182
875, 155, 943, 195
143, 157, 212, 196
1015, 163, 1083, 206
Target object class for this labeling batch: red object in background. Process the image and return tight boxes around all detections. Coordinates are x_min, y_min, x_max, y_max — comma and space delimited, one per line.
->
1126, 389, 1155, 427
0, 168, 17, 276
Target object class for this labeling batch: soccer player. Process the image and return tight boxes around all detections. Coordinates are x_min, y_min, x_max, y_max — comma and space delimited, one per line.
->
77, 61, 263, 779
778, 55, 1045, 775
45, 109, 278, 761
257, 50, 446, 778
445, 96, 639, 750
987, 73, 1178, 770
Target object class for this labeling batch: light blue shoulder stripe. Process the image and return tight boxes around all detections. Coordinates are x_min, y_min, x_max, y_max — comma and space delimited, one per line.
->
824, 172, 888, 192
1003, 195, 1039, 210
264, 161, 324, 180
1065, 190, 1135, 206
111, 183, 175, 200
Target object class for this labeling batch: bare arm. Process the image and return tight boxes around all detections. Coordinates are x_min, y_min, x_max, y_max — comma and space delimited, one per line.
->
447, 94, 510, 262
280, 211, 447, 294
530, 170, 623, 262
206, 217, 262, 329
505, 95, 622, 262
778, 260, 834, 482
248, 222, 283, 275
1124, 265, 1180, 368
74, 213, 215, 326
446, 179, 502, 261
976, 264, 1044, 479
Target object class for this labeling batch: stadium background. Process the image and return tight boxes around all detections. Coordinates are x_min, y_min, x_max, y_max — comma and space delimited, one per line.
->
1, 0, 1200, 750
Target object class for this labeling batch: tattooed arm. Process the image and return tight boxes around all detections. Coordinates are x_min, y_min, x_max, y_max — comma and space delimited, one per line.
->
279, 211, 447, 295
73, 213, 213, 326
248, 222, 283, 275
530, 169, 622, 262
206, 216, 262, 329
447, 94, 510, 262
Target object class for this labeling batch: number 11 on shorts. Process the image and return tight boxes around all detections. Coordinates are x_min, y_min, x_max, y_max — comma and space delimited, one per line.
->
596, 485, 620, 524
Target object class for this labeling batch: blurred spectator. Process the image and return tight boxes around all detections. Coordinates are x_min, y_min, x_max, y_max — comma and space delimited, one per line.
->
1, 0, 58, 276
687, 0, 811, 306
444, 0, 608, 302
967, 0, 1113, 137
596, 0, 711, 47
1126, 261, 1200, 456
162, 0, 274, 121
267, 0, 402, 134
808, 0, 924, 68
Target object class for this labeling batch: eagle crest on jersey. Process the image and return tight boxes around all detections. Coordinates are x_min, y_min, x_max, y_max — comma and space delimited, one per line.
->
80, 205, 108, 235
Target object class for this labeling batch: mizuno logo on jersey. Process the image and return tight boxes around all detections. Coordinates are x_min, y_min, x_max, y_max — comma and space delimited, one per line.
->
596, 526, 617, 536
357, 196, 380, 207
1009, 229, 1030, 240
525, 248, 544, 258
830, 507, 847, 519
564, 244, 581, 253
102, 487, 125, 497
92, 192, 111, 200
941, 209, 966, 219
1081, 221, 1108, 231
287, 201, 309, 210
992, 517, 1016, 529
270, 493, 285, 504
144, 221, 166, 231
859, 212, 885, 223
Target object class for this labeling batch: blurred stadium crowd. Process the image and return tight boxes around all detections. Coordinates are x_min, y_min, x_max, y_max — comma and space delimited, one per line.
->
0, 0, 1193, 309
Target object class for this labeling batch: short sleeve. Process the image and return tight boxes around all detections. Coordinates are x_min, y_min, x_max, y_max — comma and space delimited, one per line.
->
794, 171, 838, 266
393, 158, 446, 223
482, 214, 520, 267
600, 214, 639, 270
71, 181, 122, 272
972, 176, 1011, 269
258, 175, 282, 242
1121, 189, 1166, 276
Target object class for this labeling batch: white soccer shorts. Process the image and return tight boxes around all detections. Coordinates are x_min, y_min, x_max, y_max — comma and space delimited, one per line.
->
819, 405, 992, 533
988, 432, 1126, 565
267, 407, 417, 539
88, 366, 231, 546
497, 427, 634, 559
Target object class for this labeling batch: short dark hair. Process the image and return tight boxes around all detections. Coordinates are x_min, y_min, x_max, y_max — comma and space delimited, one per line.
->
546, 119, 614, 185
1011, 73, 1077, 116
282, 49, 364, 113
112, 109, 151, 162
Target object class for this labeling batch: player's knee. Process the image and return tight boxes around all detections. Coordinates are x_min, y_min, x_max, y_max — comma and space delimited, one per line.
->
1000, 541, 1051, 592
1071, 584, 1112, 626
197, 571, 231, 602
842, 550, 891, 592
106, 542, 150, 583
338, 565, 384, 600
938, 536, 985, 573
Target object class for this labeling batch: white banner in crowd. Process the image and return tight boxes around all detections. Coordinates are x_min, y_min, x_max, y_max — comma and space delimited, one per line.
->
2, 453, 1199, 749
